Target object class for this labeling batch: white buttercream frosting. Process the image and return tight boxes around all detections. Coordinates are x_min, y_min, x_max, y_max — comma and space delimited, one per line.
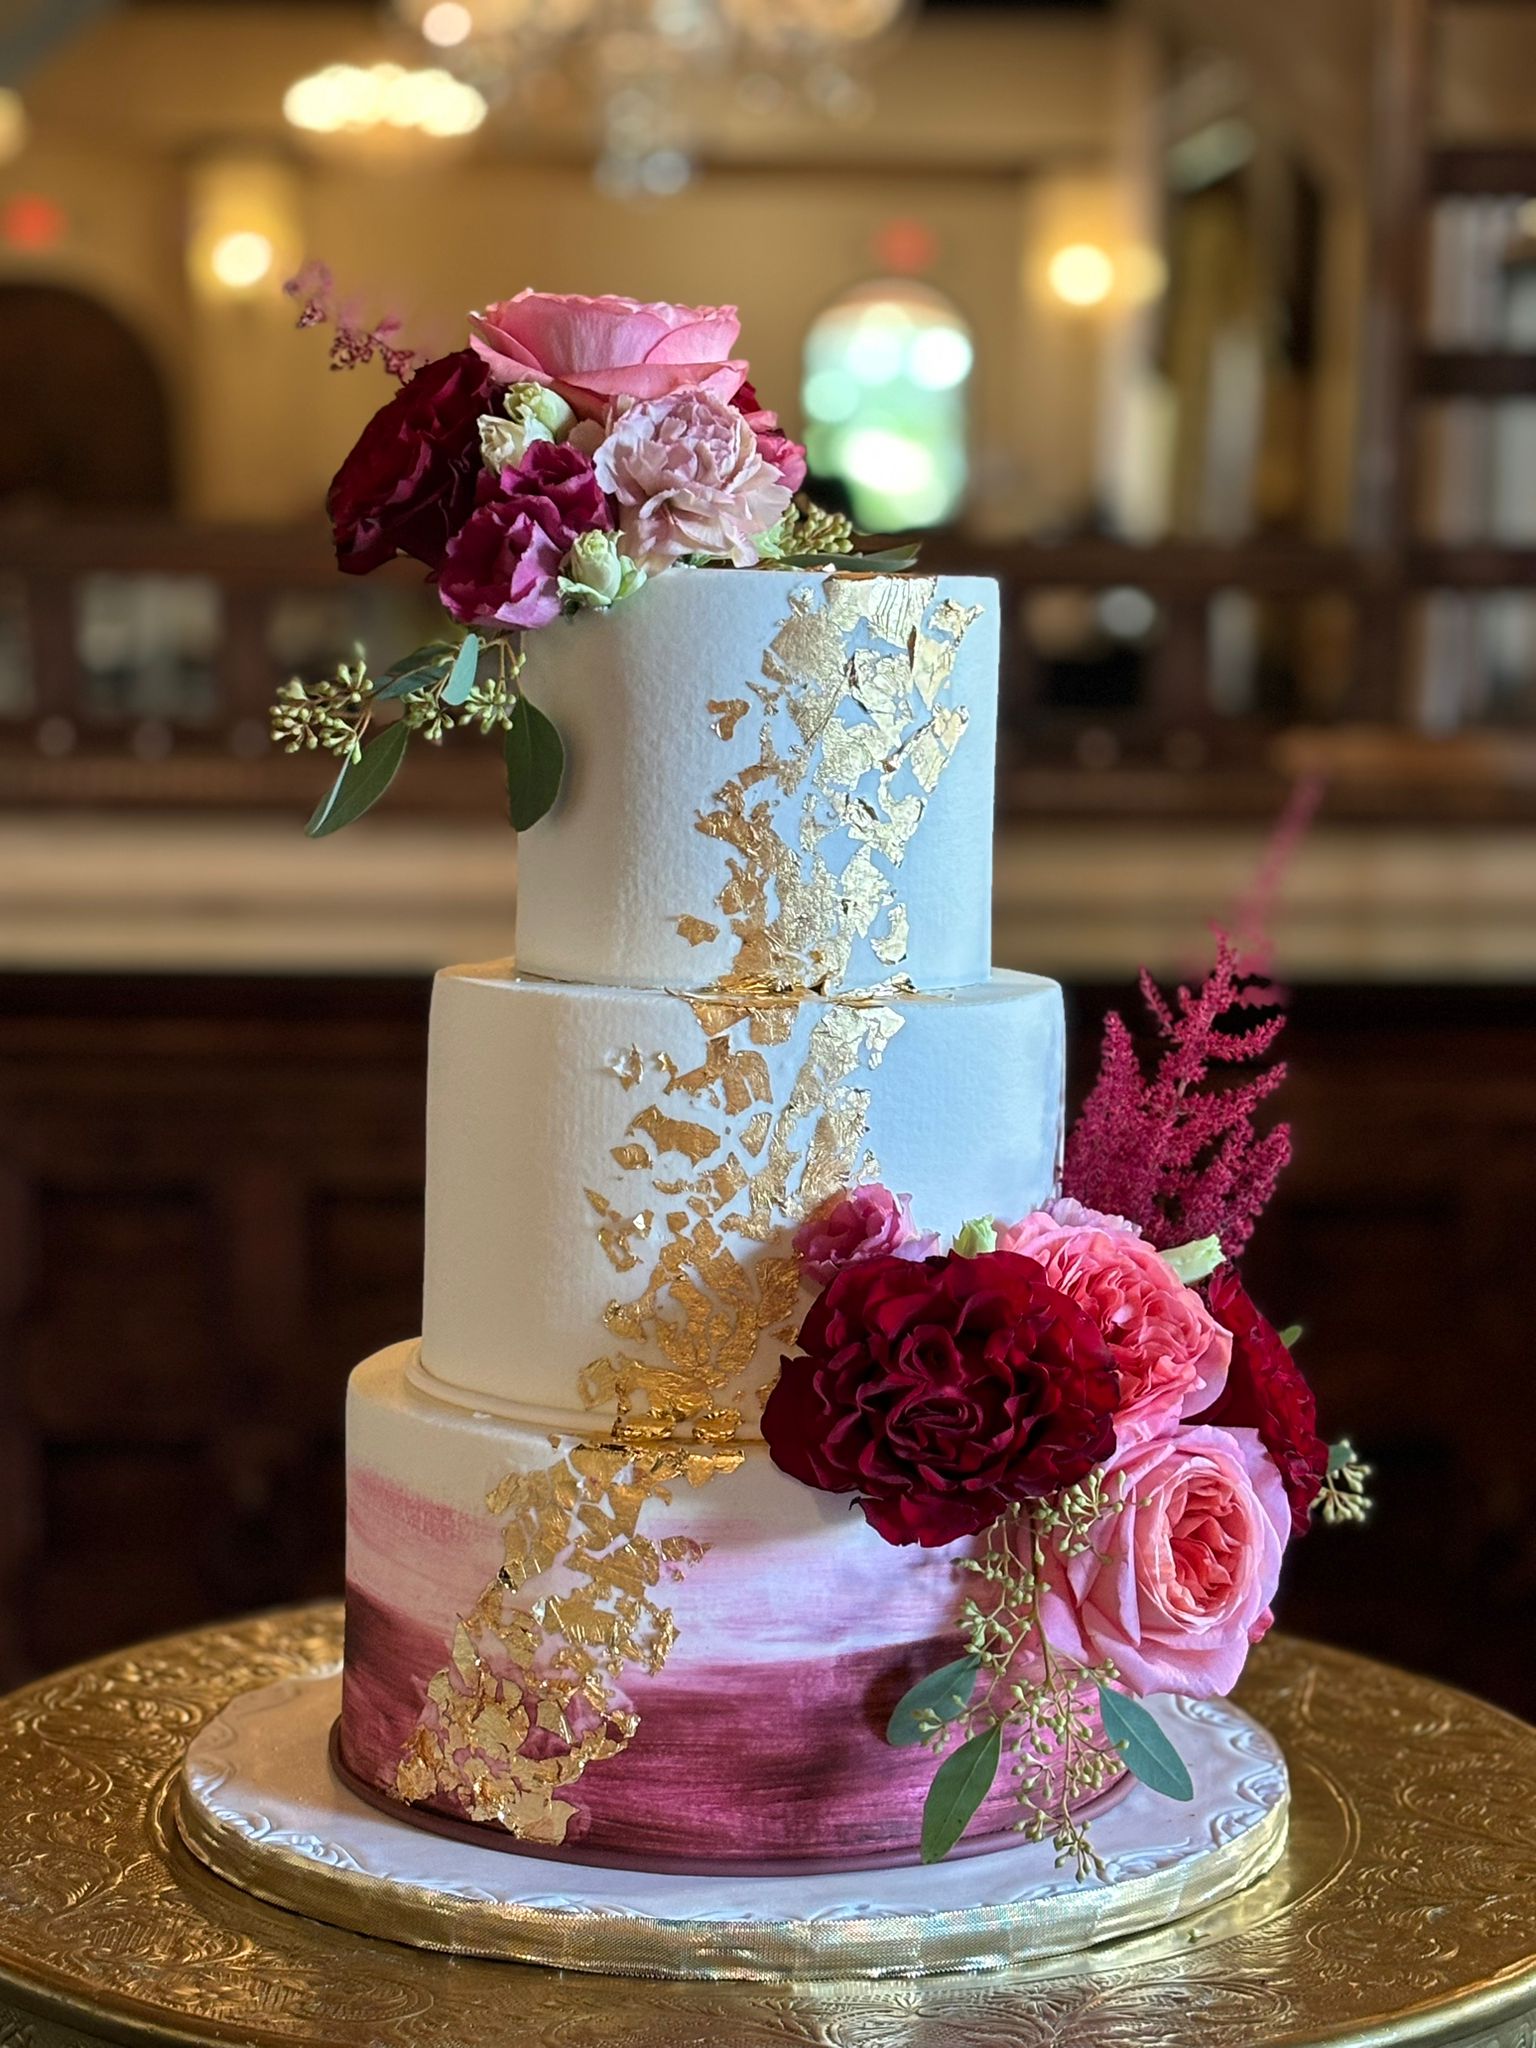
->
514, 567, 999, 994
420, 963, 1064, 1427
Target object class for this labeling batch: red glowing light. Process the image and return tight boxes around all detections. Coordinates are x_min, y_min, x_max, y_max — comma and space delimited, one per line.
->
3, 192, 66, 250
874, 217, 937, 277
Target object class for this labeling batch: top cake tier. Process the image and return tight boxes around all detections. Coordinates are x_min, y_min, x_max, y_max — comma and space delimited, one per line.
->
514, 567, 998, 994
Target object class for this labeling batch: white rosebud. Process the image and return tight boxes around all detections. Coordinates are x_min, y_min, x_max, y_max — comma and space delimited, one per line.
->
558, 530, 647, 611
479, 411, 551, 474
503, 380, 576, 439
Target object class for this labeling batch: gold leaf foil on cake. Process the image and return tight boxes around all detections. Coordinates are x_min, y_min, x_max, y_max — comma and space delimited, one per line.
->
392, 1438, 741, 1843
402, 577, 980, 1843
707, 696, 750, 741
604, 1046, 645, 1090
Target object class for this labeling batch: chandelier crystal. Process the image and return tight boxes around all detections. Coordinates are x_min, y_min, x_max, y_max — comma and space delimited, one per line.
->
392, 0, 910, 195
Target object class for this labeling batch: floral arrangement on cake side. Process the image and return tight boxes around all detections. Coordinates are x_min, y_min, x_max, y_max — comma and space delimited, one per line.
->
268, 283, 888, 838
763, 937, 1369, 1871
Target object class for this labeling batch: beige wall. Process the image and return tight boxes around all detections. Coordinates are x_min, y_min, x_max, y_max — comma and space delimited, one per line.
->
4, 3, 1140, 529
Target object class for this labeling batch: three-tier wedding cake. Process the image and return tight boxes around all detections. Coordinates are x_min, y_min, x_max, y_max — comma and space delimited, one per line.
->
253, 286, 1350, 1916
336, 563, 1098, 1866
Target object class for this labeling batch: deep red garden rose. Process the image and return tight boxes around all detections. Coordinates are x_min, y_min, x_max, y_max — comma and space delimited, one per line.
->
762, 1250, 1120, 1549
1200, 1266, 1326, 1537
327, 348, 492, 575
437, 440, 612, 630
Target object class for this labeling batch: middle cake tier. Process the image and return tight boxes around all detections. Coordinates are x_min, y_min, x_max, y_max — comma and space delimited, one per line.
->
420, 963, 1065, 1426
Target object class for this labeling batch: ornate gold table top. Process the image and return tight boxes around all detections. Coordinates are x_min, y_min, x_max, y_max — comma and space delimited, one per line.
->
0, 1604, 1532, 2048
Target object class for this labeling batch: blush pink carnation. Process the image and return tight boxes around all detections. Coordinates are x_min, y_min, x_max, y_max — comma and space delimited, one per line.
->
995, 1216, 1230, 1444
999, 1197, 1142, 1245
1038, 1424, 1289, 1698
593, 389, 793, 572
792, 1185, 938, 1288
469, 291, 747, 421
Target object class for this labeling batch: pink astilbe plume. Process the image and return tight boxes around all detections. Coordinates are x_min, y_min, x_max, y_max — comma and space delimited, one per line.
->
283, 262, 419, 381
1063, 931, 1290, 1258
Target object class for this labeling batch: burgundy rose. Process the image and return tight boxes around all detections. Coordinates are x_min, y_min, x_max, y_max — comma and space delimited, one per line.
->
1200, 1266, 1326, 1537
437, 440, 612, 630
733, 377, 808, 495
762, 1251, 1120, 1548
327, 348, 492, 575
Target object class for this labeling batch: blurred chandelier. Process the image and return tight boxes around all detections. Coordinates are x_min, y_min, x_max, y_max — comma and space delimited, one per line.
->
393, 0, 911, 195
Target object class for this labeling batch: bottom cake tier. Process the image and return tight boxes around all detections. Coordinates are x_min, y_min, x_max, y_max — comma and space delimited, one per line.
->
340, 1344, 1125, 1870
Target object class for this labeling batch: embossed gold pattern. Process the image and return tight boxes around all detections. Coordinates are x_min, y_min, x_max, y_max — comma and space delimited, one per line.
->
0, 1613, 1533, 2045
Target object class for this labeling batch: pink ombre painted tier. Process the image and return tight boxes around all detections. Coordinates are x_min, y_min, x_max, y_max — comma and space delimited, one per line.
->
340, 1345, 1124, 1868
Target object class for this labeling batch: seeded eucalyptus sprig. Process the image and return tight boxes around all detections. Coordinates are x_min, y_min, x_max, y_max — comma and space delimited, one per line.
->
269, 630, 566, 837
887, 1481, 1193, 1877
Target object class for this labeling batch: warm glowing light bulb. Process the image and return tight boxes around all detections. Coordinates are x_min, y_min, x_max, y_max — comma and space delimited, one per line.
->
421, 1, 473, 44
209, 229, 275, 290
284, 60, 486, 137
0, 88, 27, 167
1047, 243, 1114, 308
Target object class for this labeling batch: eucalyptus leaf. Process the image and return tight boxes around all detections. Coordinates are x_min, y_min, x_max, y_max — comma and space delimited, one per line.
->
441, 632, 480, 707
1096, 1685, 1195, 1802
504, 695, 565, 831
305, 718, 410, 838
887, 1654, 982, 1749
372, 642, 455, 703
920, 1722, 1002, 1864
1278, 1323, 1303, 1349
774, 546, 921, 572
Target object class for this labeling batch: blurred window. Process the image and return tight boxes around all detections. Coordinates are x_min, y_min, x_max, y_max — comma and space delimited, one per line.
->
801, 280, 971, 531
74, 575, 221, 723
0, 573, 31, 716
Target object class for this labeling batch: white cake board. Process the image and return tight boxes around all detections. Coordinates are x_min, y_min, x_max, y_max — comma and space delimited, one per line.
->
176, 1669, 1289, 1981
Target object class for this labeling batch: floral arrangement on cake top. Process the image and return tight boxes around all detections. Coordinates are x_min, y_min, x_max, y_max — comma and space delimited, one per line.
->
268, 281, 889, 840
763, 936, 1369, 1871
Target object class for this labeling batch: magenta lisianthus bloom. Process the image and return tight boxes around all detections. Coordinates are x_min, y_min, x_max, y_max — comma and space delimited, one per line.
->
792, 1185, 937, 1288
593, 388, 792, 572
733, 378, 808, 494
327, 348, 492, 575
995, 1215, 1230, 1445
1037, 1423, 1289, 1699
436, 441, 610, 630
469, 290, 748, 421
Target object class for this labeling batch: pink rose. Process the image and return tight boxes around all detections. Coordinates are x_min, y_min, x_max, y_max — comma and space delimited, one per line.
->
469, 291, 748, 421
792, 1185, 938, 1288
593, 389, 792, 573
437, 440, 610, 630
995, 1218, 1230, 1444
1039, 1424, 1289, 1698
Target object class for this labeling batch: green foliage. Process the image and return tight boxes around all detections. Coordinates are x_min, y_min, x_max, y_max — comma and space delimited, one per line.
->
920, 1723, 1002, 1864
504, 695, 565, 830
1096, 1685, 1195, 1802
370, 641, 456, 702
305, 719, 411, 838
441, 633, 481, 707
887, 1655, 981, 1749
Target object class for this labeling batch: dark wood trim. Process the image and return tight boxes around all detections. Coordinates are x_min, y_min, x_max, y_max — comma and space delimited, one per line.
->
1417, 350, 1536, 398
